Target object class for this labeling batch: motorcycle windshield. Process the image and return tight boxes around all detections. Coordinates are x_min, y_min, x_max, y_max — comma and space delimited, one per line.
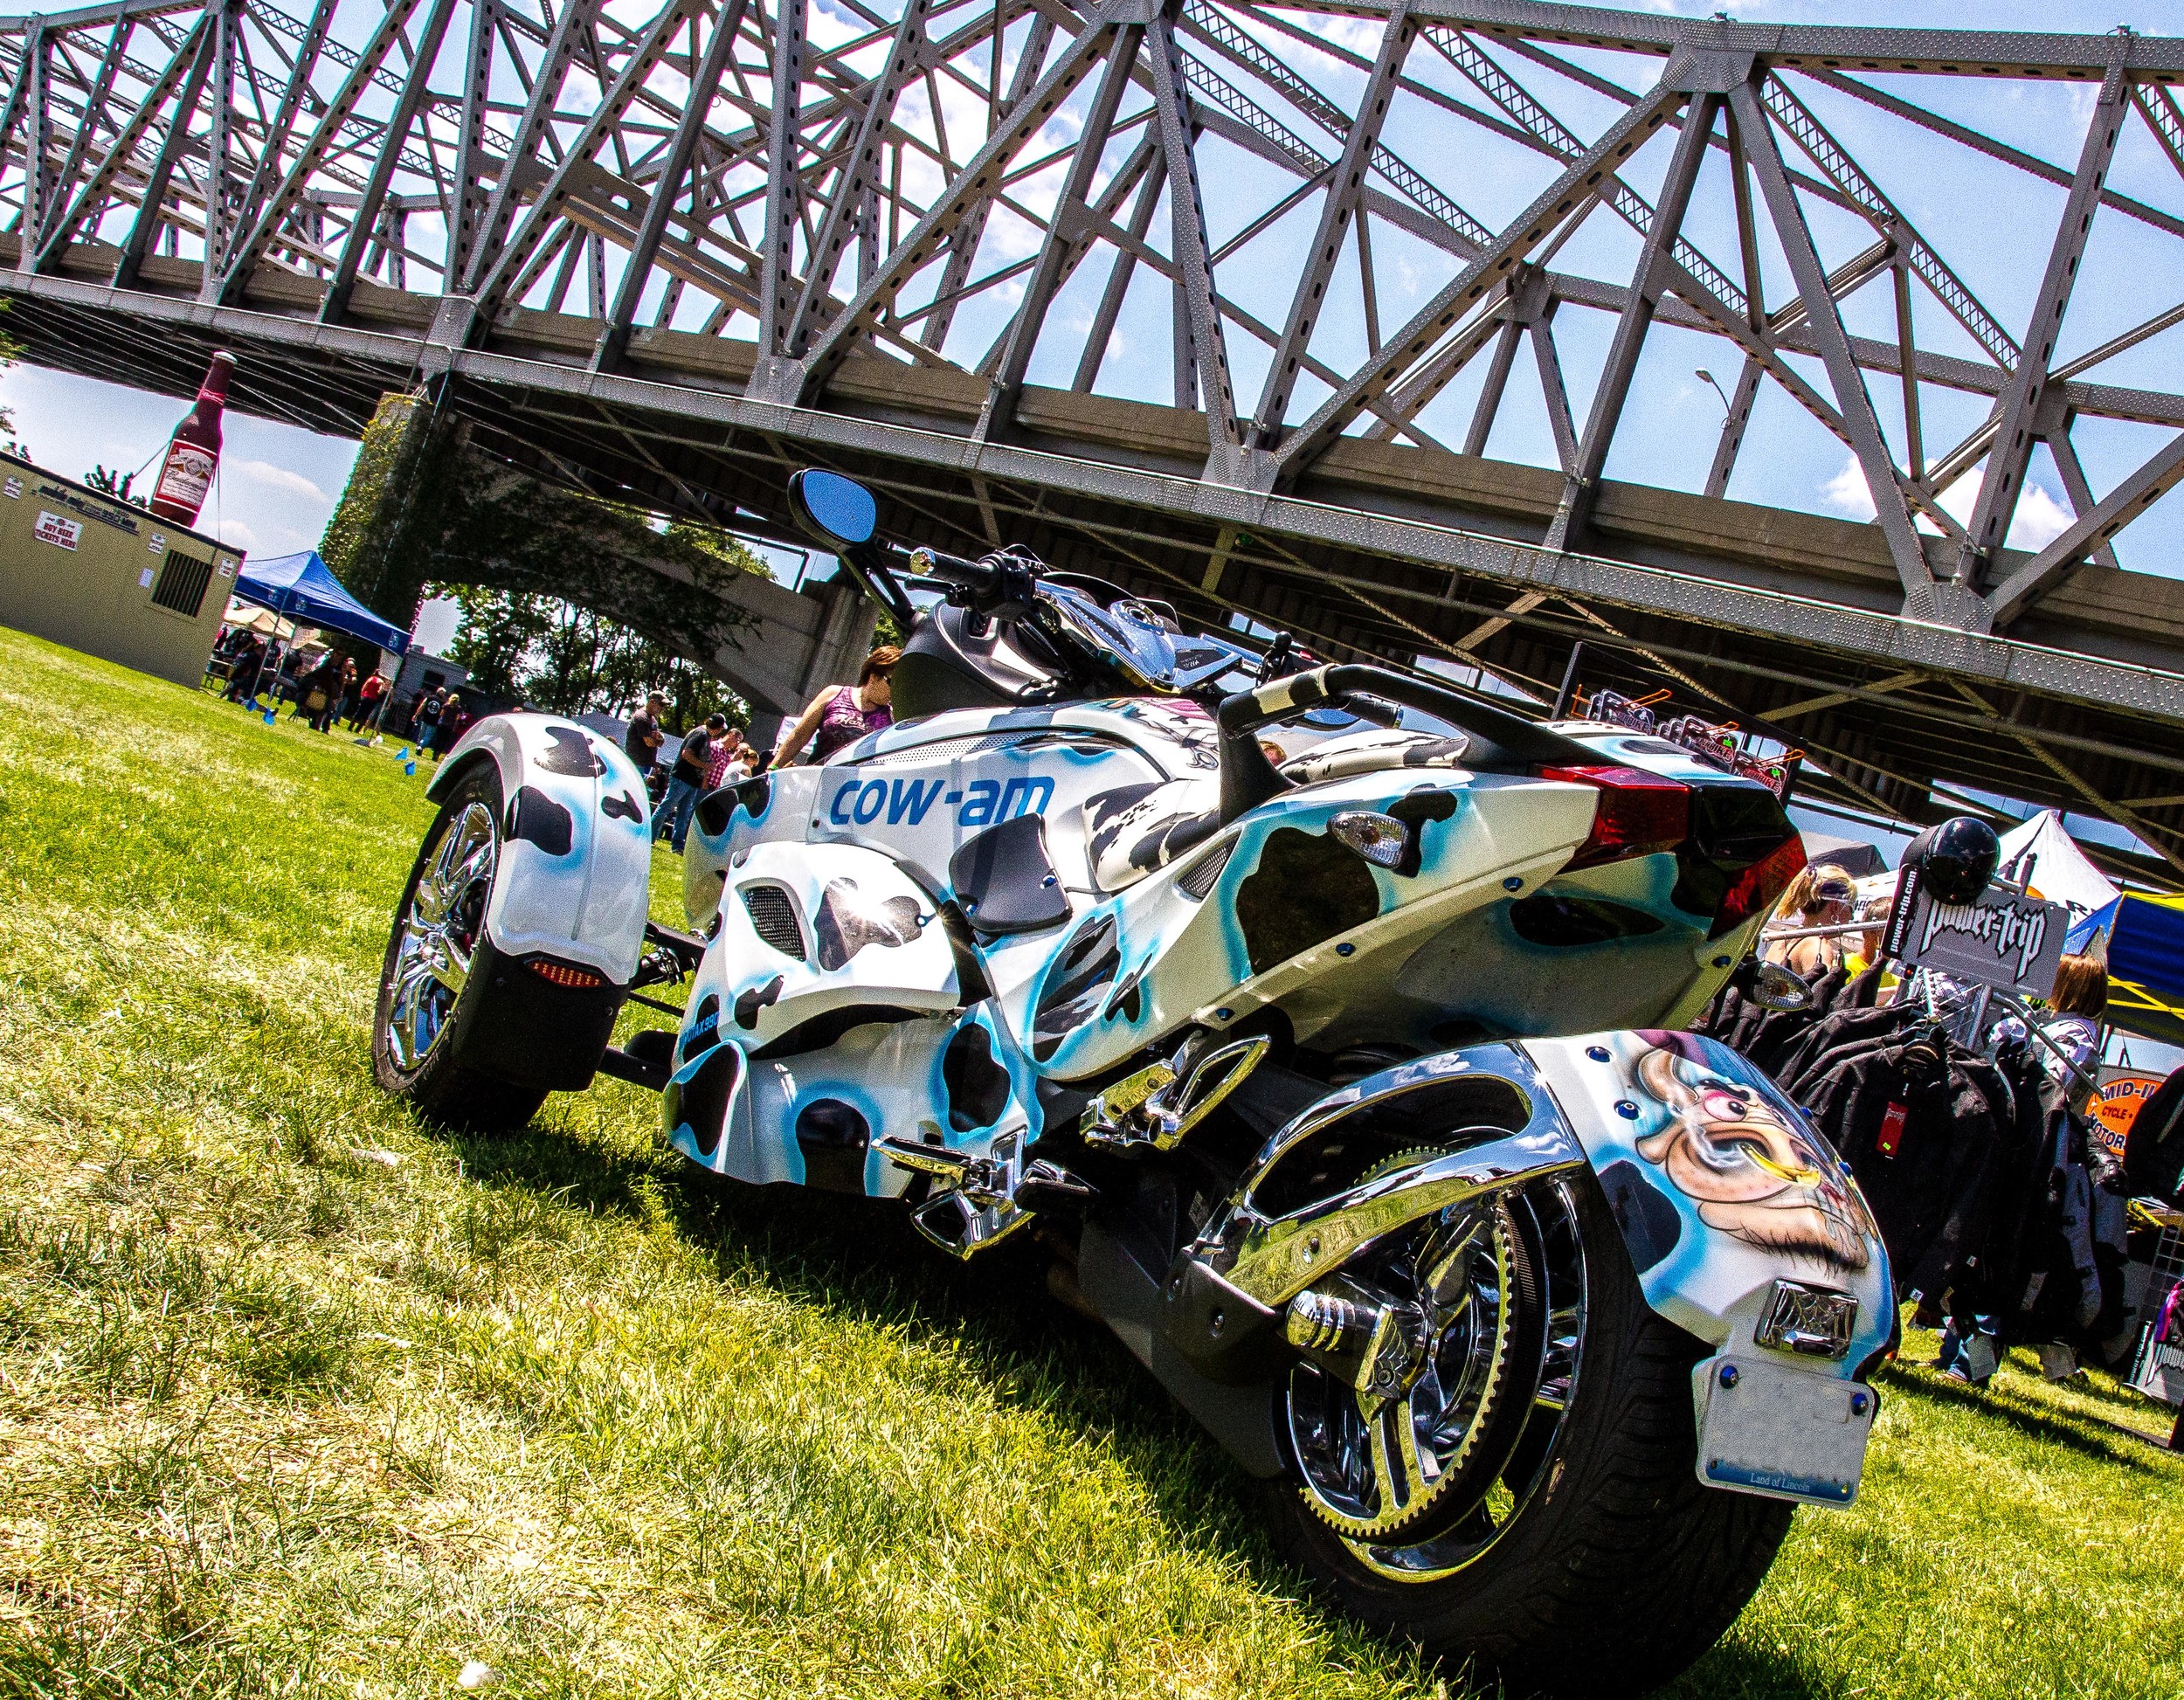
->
1040, 584, 1256, 694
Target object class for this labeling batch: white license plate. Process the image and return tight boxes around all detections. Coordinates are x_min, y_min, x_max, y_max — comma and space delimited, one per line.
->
1691, 1353, 1875, 1508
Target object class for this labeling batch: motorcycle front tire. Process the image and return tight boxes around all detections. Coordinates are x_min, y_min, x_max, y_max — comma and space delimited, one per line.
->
1262, 1172, 1794, 1698
372, 764, 550, 1134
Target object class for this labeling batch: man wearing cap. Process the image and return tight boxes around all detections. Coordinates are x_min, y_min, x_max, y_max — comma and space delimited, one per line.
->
657, 712, 724, 854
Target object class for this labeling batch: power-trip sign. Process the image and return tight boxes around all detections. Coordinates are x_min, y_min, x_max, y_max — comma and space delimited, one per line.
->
1881, 869, 2067, 999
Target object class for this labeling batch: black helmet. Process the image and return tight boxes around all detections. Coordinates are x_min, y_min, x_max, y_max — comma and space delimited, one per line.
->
1905, 816, 1999, 905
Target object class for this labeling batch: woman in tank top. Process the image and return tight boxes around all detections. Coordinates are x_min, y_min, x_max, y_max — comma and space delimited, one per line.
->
771, 646, 901, 767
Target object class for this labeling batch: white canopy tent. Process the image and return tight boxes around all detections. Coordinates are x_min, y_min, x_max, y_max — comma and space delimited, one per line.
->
1996, 810, 2118, 920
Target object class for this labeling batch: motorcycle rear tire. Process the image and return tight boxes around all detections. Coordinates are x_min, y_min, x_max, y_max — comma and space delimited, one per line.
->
372, 764, 549, 1134
1263, 1171, 1793, 1698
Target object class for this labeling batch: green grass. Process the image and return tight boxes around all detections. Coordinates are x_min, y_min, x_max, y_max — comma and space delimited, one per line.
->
0, 622, 2179, 1700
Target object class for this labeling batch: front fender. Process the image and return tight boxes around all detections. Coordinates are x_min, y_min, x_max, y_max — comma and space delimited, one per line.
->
694, 839, 960, 1055
430, 714, 655, 984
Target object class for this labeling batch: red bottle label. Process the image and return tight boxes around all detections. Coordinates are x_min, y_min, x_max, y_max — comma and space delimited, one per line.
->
153, 441, 216, 518
1876, 1101, 1907, 1158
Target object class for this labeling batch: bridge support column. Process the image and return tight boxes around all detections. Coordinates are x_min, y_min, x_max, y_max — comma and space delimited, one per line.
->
316, 388, 876, 726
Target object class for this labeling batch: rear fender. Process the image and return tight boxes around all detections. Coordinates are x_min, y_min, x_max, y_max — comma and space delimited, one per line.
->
1521, 1031, 1893, 1373
429, 714, 654, 985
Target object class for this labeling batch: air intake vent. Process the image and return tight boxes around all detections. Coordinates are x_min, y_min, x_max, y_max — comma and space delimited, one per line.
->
741, 884, 805, 958
1174, 839, 1234, 901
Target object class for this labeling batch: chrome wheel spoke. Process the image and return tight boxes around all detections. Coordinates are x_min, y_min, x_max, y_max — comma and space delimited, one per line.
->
1290, 1190, 1574, 1563
437, 930, 473, 992
381, 801, 498, 1075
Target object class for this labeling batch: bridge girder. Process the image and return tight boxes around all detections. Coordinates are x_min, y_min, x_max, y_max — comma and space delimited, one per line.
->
0, 0, 2180, 871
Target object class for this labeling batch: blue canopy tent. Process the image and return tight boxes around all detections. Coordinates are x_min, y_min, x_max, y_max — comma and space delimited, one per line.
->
227, 551, 411, 715
2066, 895, 2184, 1049
231, 551, 411, 655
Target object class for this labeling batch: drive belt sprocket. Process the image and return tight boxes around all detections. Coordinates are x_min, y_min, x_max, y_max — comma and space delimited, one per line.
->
1288, 1191, 1538, 1544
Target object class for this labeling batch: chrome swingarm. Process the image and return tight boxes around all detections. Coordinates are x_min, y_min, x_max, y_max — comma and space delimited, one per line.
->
1159, 1048, 1585, 1381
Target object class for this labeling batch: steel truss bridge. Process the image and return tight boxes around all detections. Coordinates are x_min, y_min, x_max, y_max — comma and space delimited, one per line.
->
1, 0, 2182, 877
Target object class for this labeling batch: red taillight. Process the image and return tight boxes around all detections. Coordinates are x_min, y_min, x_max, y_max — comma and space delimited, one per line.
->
527, 958, 605, 990
1713, 832, 1807, 936
1540, 764, 1692, 868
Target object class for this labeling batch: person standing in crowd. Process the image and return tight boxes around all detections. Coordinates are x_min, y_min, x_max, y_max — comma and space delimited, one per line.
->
771, 646, 899, 768
413, 686, 446, 757
439, 692, 471, 752
1759, 863, 1857, 978
349, 667, 388, 732
224, 631, 264, 701
625, 691, 667, 777
301, 653, 344, 732
657, 713, 722, 853
331, 657, 360, 729
2035, 952, 2107, 1109
704, 724, 750, 791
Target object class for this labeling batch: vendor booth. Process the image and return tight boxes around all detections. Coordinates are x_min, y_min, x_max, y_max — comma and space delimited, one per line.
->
231, 551, 411, 657
2068, 894, 2184, 1051
226, 551, 410, 705
1709, 805, 2184, 1435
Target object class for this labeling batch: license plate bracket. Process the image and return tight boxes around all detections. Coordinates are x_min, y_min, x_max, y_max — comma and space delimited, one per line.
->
1691, 1353, 1874, 1507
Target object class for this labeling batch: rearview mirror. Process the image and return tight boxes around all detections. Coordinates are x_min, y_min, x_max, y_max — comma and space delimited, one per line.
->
788, 468, 878, 549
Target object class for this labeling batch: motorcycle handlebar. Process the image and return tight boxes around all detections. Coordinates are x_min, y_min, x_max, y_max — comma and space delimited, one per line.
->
903, 543, 999, 598
1217, 664, 1594, 766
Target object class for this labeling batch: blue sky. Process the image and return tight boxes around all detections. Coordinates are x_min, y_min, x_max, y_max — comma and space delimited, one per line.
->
2, 0, 2177, 662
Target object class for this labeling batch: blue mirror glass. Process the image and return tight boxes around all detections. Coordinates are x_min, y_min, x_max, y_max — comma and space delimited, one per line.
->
792, 469, 878, 547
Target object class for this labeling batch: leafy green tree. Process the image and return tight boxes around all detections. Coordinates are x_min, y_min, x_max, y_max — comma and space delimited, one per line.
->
438, 587, 549, 702
85, 465, 151, 508
436, 584, 747, 730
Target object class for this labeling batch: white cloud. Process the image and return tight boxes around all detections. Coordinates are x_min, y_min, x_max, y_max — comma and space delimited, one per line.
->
228, 459, 331, 505
1827, 453, 2074, 551
1934, 467, 2075, 550
1821, 452, 1875, 521
213, 517, 261, 553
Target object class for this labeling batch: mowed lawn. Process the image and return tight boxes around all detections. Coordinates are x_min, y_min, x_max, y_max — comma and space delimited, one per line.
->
0, 623, 2179, 1700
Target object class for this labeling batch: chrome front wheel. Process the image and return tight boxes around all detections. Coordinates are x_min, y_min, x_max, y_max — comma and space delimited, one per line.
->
384, 799, 497, 1072
372, 766, 550, 1133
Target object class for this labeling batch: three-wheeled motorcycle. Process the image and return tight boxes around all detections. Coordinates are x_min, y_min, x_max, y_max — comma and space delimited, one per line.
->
373, 468, 1896, 1696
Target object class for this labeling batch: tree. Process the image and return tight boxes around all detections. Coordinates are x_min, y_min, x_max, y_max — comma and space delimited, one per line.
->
0, 300, 23, 439
436, 584, 748, 730
85, 465, 151, 508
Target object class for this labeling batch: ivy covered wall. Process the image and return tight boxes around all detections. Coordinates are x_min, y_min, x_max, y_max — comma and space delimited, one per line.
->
314, 388, 820, 708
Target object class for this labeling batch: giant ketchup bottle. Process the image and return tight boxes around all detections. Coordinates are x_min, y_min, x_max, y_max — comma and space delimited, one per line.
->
149, 350, 236, 525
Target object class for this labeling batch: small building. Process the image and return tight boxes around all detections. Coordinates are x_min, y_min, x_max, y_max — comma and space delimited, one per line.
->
391, 646, 469, 701
0, 449, 242, 687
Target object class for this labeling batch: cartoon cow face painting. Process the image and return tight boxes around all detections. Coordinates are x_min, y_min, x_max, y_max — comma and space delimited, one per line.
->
1629, 1034, 1874, 1272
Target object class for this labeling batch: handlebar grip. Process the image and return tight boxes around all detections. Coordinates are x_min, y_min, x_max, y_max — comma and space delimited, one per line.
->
906, 544, 997, 596
1216, 666, 1337, 732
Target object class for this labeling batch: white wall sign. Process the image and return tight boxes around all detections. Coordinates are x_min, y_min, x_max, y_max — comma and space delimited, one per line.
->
3, 476, 21, 499
1882, 870, 2067, 999
33, 510, 81, 549
138, 568, 156, 589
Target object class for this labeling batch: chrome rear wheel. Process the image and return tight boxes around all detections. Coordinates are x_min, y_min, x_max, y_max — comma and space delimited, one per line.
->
1265, 1172, 1792, 1699
1288, 1185, 1574, 1558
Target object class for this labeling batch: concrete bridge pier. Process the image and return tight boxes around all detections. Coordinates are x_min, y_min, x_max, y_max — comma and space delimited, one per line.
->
321, 390, 874, 743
